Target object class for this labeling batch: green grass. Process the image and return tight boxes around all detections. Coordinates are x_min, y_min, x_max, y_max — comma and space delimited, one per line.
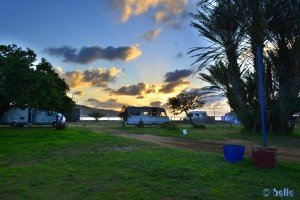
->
95, 122, 300, 149
1, 127, 300, 199
70, 121, 243, 141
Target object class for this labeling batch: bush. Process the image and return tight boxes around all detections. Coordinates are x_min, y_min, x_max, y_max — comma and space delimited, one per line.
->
137, 119, 144, 128
56, 123, 66, 130
121, 121, 126, 128
161, 122, 178, 131
193, 124, 206, 129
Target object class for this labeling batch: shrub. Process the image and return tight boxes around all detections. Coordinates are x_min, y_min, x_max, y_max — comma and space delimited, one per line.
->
137, 119, 144, 128
161, 122, 178, 131
56, 122, 66, 130
121, 121, 126, 128
193, 124, 206, 129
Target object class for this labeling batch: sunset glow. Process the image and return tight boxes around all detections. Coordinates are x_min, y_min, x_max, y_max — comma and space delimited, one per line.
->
0, 0, 230, 117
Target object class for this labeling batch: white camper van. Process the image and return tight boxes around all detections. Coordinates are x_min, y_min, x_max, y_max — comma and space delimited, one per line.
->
185, 111, 207, 119
183, 111, 207, 123
126, 107, 170, 125
0, 107, 65, 127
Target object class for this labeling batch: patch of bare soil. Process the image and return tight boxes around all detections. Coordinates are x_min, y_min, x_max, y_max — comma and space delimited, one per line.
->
94, 128, 300, 163
6, 161, 38, 168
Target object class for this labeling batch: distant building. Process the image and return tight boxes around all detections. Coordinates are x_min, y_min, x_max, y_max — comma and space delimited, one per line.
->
221, 112, 240, 124
184, 111, 215, 123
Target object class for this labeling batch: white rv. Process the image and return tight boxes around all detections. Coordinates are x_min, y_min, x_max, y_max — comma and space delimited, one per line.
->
126, 107, 170, 125
185, 111, 207, 120
0, 107, 65, 127
183, 111, 208, 123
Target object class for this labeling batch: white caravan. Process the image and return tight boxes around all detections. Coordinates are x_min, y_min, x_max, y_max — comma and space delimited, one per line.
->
183, 111, 207, 123
126, 107, 170, 125
0, 107, 65, 127
185, 111, 207, 119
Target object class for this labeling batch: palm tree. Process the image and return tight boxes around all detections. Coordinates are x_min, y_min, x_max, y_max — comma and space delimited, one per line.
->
190, 0, 252, 129
189, 0, 300, 133
264, 0, 300, 132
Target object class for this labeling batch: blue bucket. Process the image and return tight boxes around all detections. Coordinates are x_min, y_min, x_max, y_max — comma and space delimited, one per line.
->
223, 145, 245, 162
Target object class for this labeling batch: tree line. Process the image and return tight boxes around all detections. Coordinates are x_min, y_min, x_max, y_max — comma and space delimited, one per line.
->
0, 44, 75, 117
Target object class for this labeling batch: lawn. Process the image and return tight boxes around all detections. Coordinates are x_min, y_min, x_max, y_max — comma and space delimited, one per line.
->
0, 127, 300, 199
93, 121, 300, 149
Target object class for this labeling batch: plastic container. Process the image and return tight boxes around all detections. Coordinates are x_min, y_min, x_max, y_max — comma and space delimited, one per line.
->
223, 144, 245, 162
252, 146, 277, 168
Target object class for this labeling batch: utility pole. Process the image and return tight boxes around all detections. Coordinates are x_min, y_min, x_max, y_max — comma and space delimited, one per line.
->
258, 45, 266, 146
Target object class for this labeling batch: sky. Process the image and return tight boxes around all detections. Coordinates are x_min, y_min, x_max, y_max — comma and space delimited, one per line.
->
0, 0, 230, 116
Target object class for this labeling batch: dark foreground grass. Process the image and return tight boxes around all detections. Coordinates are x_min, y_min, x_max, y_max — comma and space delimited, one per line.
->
0, 127, 300, 200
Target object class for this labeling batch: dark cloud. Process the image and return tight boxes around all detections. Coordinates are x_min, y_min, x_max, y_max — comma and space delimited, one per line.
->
176, 52, 183, 59
112, 83, 147, 96
136, 96, 145, 99
159, 80, 190, 94
102, 87, 113, 92
86, 98, 124, 109
73, 91, 83, 96
111, 78, 190, 96
61, 67, 123, 88
83, 68, 120, 87
150, 101, 162, 107
151, 102, 169, 110
140, 28, 162, 41
145, 85, 157, 94
111, 83, 157, 96
44, 45, 141, 64
164, 69, 193, 82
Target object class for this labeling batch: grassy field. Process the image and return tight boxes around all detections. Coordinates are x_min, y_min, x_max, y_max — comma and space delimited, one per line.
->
74, 121, 300, 149
0, 127, 300, 199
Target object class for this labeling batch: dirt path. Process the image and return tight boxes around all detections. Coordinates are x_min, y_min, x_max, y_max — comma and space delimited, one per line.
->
89, 127, 300, 163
